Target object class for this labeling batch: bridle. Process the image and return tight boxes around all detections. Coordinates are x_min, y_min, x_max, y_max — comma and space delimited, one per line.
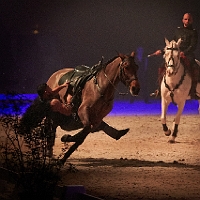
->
102, 57, 138, 95
165, 44, 180, 74
118, 58, 138, 87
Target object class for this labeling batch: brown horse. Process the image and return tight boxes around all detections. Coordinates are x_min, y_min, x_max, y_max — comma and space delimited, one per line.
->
46, 51, 140, 163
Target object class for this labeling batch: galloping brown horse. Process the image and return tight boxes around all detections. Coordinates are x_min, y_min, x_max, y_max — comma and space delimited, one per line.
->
46, 51, 140, 163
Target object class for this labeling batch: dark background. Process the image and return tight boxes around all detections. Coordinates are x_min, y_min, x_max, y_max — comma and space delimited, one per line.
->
0, 0, 200, 100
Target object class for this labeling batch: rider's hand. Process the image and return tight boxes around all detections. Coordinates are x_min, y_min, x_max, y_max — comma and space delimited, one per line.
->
148, 50, 162, 57
63, 81, 71, 86
155, 50, 162, 55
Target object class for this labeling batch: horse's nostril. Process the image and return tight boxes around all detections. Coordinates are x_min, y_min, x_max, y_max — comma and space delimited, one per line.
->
131, 87, 140, 95
136, 88, 140, 95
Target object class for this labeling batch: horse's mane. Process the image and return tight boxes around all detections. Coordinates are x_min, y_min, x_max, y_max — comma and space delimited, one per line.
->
103, 56, 119, 66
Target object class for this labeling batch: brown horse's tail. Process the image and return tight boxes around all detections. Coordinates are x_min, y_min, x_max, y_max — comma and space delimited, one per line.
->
18, 98, 51, 134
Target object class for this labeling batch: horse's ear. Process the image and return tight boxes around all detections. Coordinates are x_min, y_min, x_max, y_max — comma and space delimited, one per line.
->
164, 38, 170, 46
176, 38, 182, 46
130, 51, 135, 57
118, 52, 125, 59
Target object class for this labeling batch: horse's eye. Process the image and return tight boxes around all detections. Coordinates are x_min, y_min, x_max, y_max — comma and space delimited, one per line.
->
125, 61, 131, 68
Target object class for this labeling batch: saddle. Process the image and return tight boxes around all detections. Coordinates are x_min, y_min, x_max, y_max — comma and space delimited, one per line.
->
58, 61, 103, 110
58, 65, 90, 86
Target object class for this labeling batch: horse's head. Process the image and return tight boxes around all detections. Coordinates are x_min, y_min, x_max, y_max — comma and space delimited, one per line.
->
118, 51, 140, 96
164, 38, 182, 76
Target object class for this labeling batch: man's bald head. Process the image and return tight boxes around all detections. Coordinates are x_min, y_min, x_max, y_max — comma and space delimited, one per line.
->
182, 13, 193, 27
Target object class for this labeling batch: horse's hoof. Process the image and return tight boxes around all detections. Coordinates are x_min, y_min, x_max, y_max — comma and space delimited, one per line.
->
116, 128, 130, 140
61, 134, 72, 142
165, 129, 171, 136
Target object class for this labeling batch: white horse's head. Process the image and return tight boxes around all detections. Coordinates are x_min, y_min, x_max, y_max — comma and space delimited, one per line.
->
164, 38, 182, 76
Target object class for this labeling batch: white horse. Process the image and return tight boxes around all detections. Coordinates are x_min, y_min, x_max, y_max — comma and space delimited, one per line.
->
161, 38, 200, 143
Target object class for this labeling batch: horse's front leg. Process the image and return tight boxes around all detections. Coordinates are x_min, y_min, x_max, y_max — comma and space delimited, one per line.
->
60, 104, 92, 164
169, 102, 185, 143
61, 126, 91, 164
78, 104, 91, 128
161, 98, 171, 137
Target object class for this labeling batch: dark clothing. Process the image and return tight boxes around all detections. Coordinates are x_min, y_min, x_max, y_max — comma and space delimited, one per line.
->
173, 25, 199, 98
173, 26, 198, 63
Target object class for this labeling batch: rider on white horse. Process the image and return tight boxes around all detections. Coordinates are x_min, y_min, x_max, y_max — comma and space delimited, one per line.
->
150, 12, 199, 99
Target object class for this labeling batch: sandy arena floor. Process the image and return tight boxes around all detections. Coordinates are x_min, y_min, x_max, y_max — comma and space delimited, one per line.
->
51, 114, 200, 200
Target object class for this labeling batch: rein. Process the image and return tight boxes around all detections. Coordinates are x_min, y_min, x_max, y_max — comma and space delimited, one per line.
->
103, 63, 128, 95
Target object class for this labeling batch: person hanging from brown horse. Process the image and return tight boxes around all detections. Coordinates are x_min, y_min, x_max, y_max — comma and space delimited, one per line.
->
150, 12, 199, 99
